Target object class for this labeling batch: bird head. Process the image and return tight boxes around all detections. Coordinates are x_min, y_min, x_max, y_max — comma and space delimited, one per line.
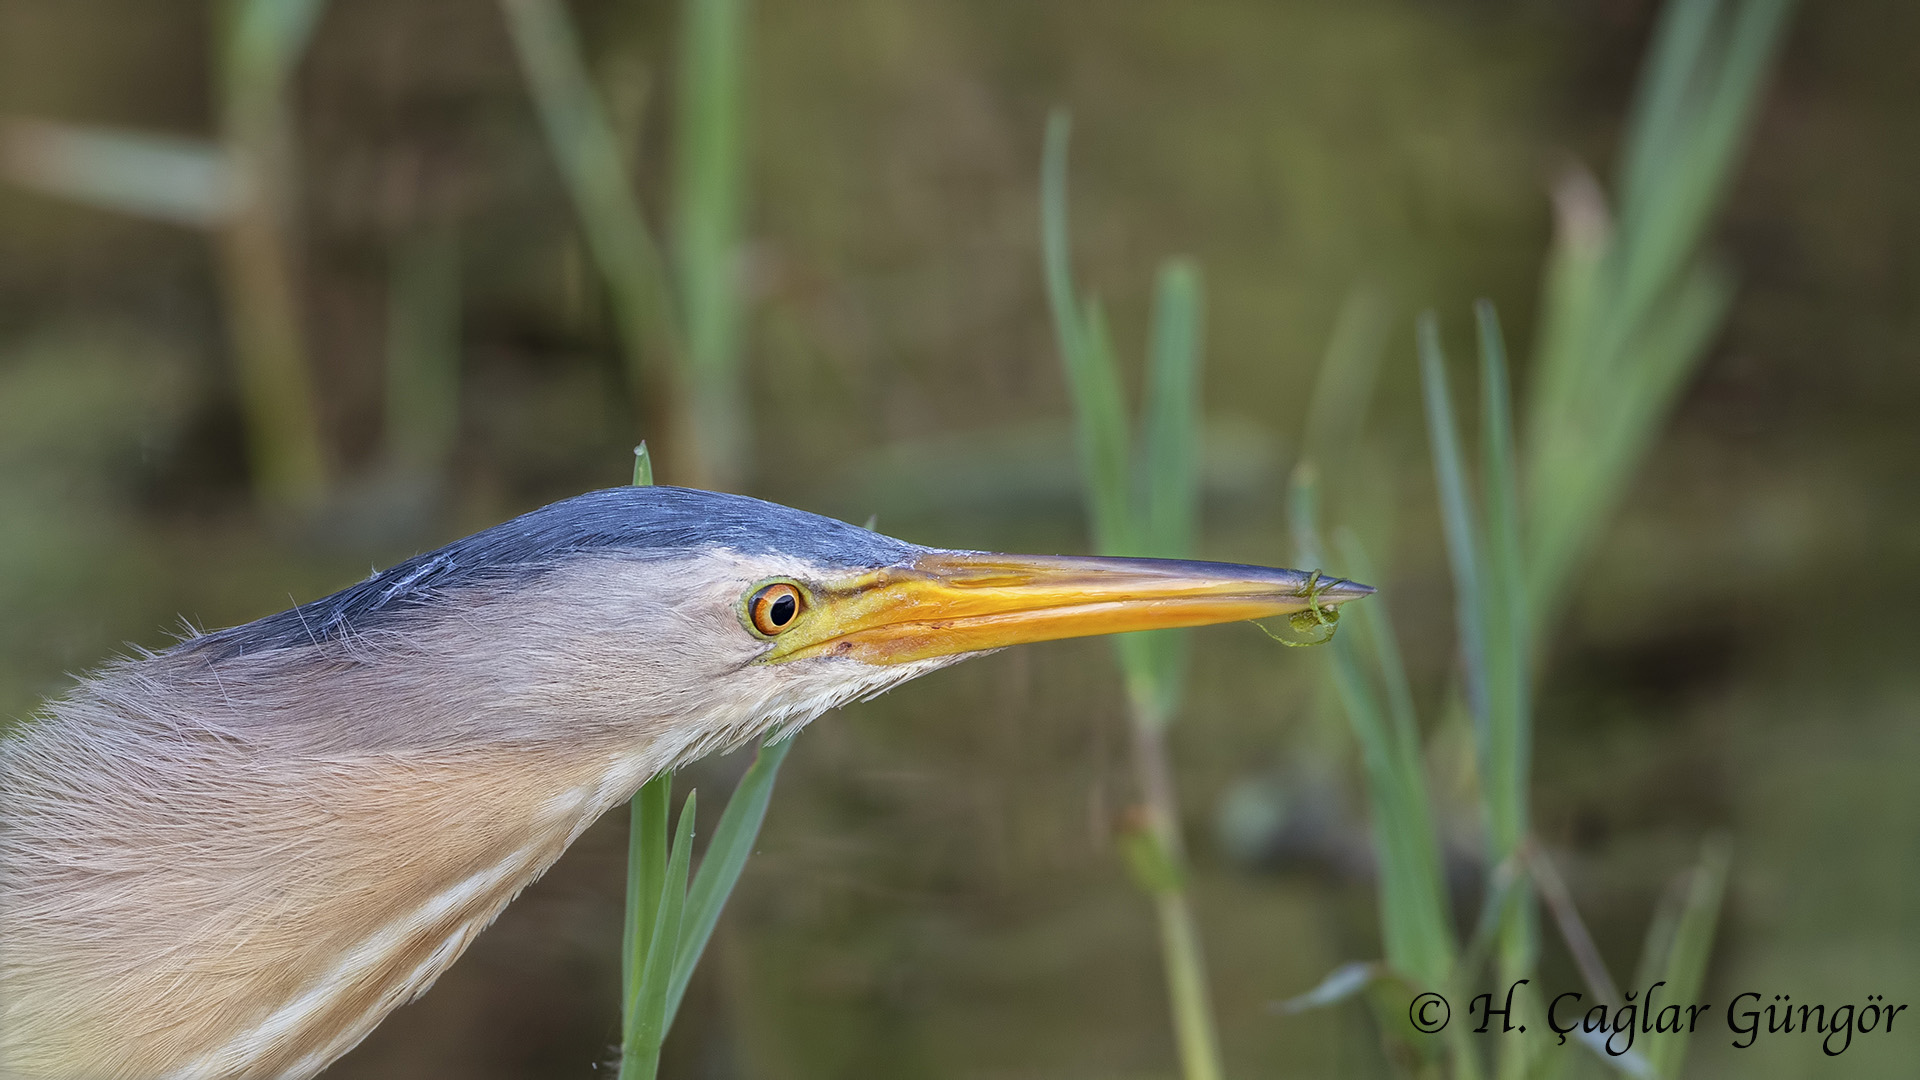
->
183, 485, 1372, 764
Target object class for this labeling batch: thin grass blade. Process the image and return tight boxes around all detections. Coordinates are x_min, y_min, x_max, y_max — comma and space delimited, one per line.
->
0, 120, 236, 228
632, 441, 656, 487
1129, 259, 1205, 721
1040, 113, 1133, 554
1332, 530, 1418, 765
1456, 855, 1523, 989
1525, 168, 1609, 495
1613, 0, 1790, 335
1644, 840, 1731, 1078
1417, 315, 1487, 725
1469, 305, 1542, 1014
620, 449, 663, 1024
1141, 259, 1203, 560
1475, 301, 1525, 663
1155, 895, 1223, 1080
1569, 1027, 1659, 1079
1290, 470, 1454, 989
666, 736, 792, 1026
224, 0, 329, 87
623, 790, 697, 1079
214, 0, 333, 511
1528, 843, 1621, 1008
1474, 302, 1530, 860
1631, 880, 1686, 995
1614, 0, 1720, 218
1075, 298, 1135, 553
1040, 111, 1086, 396
672, 0, 750, 486
1422, 312, 1543, 1065
622, 773, 671, 1021
1530, 260, 1733, 619
1273, 962, 1379, 1015
1525, 0, 1790, 627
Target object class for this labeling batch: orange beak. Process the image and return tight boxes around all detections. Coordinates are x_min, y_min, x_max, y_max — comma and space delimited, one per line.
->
764, 551, 1372, 665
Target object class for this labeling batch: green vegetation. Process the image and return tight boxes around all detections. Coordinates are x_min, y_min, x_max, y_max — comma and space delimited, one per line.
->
501, 0, 680, 440
1526, 0, 1794, 627
617, 746, 793, 1079
1042, 111, 1224, 1080
214, 0, 333, 511
1281, 1, 1792, 1075
505, 0, 751, 488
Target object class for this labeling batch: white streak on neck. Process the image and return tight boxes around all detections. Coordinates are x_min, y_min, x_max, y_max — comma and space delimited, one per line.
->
164, 849, 535, 1080
277, 925, 471, 1080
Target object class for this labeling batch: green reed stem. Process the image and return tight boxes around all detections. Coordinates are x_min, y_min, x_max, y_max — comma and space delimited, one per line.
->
216, 0, 332, 512
1042, 109, 1224, 1080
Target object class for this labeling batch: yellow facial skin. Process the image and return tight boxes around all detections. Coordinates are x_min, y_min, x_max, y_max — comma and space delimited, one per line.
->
752, 552, 1373, 666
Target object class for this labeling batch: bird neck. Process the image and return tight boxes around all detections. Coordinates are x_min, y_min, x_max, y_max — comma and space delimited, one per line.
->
0, 654, 673, 1080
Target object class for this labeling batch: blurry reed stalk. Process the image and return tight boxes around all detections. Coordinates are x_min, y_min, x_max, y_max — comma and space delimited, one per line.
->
670, 0, 750, 489
1418, 309, 1541, 1080
1042, 112, 1223, 1080
215, 0, 332, 512
502, 0, 751, 490
500, 0, 682, 417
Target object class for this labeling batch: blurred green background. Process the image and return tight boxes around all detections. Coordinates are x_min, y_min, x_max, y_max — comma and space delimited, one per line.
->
2, 1, 1916, 1077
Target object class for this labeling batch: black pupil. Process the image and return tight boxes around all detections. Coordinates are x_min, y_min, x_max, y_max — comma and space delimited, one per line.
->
767, 592, 797, 626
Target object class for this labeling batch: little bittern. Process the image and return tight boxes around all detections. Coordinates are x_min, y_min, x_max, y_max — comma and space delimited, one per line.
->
0, 486, 1368, 1079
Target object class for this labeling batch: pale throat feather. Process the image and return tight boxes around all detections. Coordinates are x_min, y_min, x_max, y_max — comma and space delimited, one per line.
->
163, 744, 667, 1080
3, 721, 664, 1080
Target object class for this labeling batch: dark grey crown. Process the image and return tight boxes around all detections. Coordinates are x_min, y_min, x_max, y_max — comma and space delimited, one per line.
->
184, 487, 916, 658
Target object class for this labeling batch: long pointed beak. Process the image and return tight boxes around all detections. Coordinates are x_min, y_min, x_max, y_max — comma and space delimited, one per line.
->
766, 551, 1372, 665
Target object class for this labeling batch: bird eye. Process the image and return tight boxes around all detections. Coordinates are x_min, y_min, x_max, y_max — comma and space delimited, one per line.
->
747, 582, 806, 636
